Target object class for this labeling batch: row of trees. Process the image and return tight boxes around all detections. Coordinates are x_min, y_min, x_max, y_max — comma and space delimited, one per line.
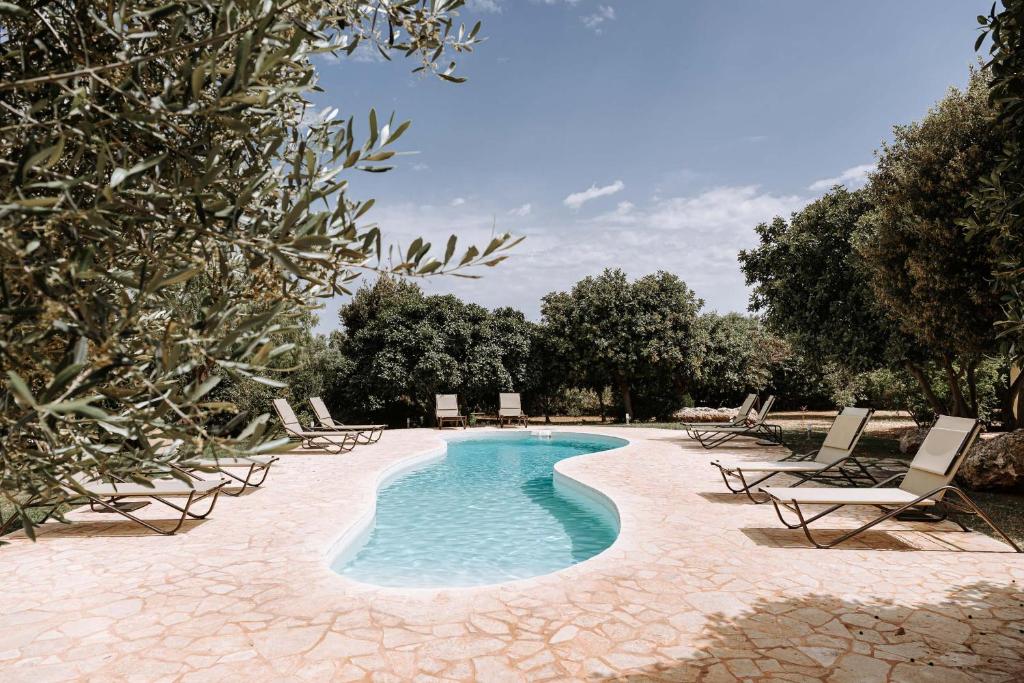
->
740, 62, 1022, 427
227, 270, 927, 428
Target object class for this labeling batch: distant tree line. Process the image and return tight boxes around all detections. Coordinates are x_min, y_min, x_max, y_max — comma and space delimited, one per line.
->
216, 270, 936, 427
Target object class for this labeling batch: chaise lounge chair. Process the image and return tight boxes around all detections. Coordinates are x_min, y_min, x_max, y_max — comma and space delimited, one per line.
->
154, 439, 279, 497
273, 398, 357, 453
435, 394, 467, 429
0, 473, 228, 537
710, 407, 875, 502
682, 393, 759, 437
690, 396, 783, 448
499, 392, 529, 428
308, 397, 385, 444
760, 415, 1021, 551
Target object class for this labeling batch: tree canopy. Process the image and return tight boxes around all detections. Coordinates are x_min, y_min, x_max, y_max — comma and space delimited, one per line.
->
541, 269, 705, 420
855, 69, 1004, 417
739, 187, 902, 372
334, 277, 533, 425
0, 0, 517, 534
970, 0, 1024, 419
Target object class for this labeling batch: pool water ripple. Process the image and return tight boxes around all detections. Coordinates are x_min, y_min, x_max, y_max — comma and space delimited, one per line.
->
332, 432, 625, 587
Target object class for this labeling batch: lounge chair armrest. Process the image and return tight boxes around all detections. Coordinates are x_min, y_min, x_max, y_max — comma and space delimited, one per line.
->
871, 471, 906, 488
782, 449, 819, 461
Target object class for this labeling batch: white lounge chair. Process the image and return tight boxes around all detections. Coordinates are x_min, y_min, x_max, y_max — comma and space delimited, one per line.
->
498, 392, 529, 428
711, 407, 875, 502
178, 454, 279, 496
435, 394, 467, 429
273, 398, 356, 453
760, 415, 1020, 551
690, 396, 783, 448
682, 393, 759, 437
308, 397, 384, 444
1, 473, 228, 537
154, 439, 278, 497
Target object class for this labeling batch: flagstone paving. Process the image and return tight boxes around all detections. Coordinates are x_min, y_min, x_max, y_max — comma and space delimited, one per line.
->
1, 427, 1022, 682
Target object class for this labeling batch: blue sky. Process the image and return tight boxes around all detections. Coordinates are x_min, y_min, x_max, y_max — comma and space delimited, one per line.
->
312, 0, 988, 334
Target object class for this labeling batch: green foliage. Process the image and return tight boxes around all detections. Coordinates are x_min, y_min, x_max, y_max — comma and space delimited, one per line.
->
541, 269, 705, 420
739, 187, 913, 372
690, 313, 788, 407
0, 0, 518, 530
855, 69, 1004, 417
969, 0, 1024, 418
739, 188, 936, 412
333, 277, 532, 425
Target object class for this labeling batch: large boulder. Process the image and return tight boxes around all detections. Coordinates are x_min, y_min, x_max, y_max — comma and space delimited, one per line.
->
674, 406, 737, 423
898, 428, 928, 455
957, 430, 1024, 491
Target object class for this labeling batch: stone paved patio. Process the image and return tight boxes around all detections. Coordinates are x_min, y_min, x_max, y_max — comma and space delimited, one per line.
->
1, 427, 1022, 681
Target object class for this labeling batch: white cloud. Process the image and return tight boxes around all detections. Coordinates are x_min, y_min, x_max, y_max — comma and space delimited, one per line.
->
595, 185, 802, 235
450, 197, 466, 207
563, 179, 625, 210
410, 162, 430, 172
581, 5, 615, 34
466, 0, 502, 12
509, 203, 533, 217
312, 185, 808, 334
808, 163, 875, 191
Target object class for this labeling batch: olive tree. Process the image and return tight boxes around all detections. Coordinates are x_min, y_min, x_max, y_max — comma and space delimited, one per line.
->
855, 70, 1004, 417
968, 0, 1024, 422
0, 0, 517, 535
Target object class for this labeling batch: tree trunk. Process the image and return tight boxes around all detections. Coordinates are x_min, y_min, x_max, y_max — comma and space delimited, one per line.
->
904, 361, 945, 416
617, 375, 634, 421
942, 354, 969, 417
1006, 365, 1024, 430
965, 361, 979, 418
597, 388, 606, 424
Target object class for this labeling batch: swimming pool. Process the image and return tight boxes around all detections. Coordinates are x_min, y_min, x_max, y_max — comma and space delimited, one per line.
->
332, 432, 626, 587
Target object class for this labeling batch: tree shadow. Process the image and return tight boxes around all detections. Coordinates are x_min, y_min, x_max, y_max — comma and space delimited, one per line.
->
598, 580, 1024, 681
1, 517, 208, 541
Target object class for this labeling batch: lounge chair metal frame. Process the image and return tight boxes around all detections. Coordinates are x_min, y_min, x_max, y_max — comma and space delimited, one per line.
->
761, 416, 1022, 552
308, 397, 385, 444
435, 394, 467, 429
177, 456, 279, 497
682, 393, 759, 438
691, 396, 784, 448
273, 398, 357, 453
767, 473, 1021, 552
498, 392, 529, 428
711, 407, 877, 503
1, 477, 226, 537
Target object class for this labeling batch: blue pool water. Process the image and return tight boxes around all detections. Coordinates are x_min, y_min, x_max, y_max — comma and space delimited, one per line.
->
332, 432, 626, 587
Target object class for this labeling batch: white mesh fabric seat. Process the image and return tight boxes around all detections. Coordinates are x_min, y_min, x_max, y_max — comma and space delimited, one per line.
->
710, 407, 874, 500
760, 486, 937, 507
757, 415, 1020, 551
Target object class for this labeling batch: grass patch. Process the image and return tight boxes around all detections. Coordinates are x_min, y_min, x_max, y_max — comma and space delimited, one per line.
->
0, 499, 71, 539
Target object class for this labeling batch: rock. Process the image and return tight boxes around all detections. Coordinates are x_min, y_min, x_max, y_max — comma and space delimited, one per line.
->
673, 406, 738, 423
898, 428, 928, 455
956, 430, 1024, 491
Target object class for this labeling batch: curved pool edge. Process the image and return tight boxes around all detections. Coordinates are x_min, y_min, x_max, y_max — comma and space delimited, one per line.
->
324, 428, 632, 591
324, 437, 449, 570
